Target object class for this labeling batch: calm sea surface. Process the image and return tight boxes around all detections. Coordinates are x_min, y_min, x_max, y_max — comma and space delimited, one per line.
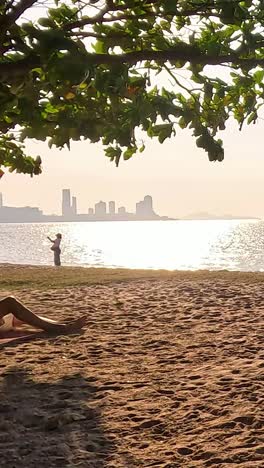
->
1, 219, 264, 271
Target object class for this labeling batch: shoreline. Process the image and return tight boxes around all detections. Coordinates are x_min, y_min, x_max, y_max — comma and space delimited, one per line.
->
1, 263, 264, 290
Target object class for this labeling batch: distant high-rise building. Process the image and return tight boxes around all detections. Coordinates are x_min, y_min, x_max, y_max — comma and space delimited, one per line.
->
62, 189, 71, 217
118, 206, 126, 215
0, 193, 2, 208
95, 201, 106, 217
88, 208, 94, 215
143, 195, 153, 211
109, 201, 115, 215
0, 206, 42, 222
72, 196, 77, 215
136, 195, 155, 218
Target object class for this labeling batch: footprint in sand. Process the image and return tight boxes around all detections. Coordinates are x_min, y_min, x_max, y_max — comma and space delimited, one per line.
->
177, 447, 193, 456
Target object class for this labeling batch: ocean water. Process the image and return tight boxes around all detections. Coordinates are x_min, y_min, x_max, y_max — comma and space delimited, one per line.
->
0, 219, 263, 271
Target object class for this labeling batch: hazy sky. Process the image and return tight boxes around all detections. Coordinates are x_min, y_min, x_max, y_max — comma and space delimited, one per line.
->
1, 119, 264, 219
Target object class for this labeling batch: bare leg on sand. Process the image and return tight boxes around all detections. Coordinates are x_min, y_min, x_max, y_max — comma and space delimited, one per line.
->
0, 296, 86, 334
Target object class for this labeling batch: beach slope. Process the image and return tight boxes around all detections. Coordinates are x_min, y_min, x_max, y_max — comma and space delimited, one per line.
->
1, 266, 264, 467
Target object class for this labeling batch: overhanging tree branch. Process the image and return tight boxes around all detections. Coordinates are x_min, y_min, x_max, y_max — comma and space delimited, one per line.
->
1, 0, 38, 27
1, 47, 264, 74
0, 0, 263, 175
64, 8, 221, 30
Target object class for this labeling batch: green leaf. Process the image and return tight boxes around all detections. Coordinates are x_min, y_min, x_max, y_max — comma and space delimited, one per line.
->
254, 70, 264, 85
44, 103, 59, 114
93, 40, 106, 54
38, 17, 56, 28
123, 146, 137, 160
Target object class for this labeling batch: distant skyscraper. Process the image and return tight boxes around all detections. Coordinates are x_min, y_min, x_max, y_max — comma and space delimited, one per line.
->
88, 208, 94, 215
72, 196, 77, 215
136, 195, 155, 218
118, 206, 126, 215
143, 195, 153, 212
95, 201, 106, 217
109, 201, 115, 215
0, 193, 2, 208
62, 189, 71, 217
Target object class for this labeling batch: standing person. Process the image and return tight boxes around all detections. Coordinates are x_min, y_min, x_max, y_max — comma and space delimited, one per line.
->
47, 233, 62, 266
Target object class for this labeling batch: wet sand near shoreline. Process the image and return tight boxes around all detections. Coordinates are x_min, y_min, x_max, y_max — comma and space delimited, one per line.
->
1, 271, 264, 467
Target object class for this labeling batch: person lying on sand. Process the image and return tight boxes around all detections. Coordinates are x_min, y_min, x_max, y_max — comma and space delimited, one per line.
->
0, 296, 86, 335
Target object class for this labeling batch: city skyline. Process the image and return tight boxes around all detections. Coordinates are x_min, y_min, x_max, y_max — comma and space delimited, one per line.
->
0, 190, 171, 223
0, 189, 161, 216
0, 188, 258, 223
2, 119, 264, 220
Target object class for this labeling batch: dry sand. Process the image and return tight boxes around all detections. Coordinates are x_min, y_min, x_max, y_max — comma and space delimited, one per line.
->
1, 270, 264, 467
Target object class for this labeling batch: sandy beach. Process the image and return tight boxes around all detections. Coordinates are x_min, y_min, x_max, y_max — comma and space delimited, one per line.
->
1, 266, 264, 467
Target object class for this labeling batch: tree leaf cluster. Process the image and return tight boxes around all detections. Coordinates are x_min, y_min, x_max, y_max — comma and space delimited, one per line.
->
0, 0, 264, 174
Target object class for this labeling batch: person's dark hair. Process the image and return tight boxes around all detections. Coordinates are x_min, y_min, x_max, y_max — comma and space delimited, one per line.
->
56, 233, 62, 239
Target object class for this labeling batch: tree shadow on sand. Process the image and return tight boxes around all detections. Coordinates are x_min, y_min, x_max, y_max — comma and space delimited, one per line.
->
0, 368, 116, 468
